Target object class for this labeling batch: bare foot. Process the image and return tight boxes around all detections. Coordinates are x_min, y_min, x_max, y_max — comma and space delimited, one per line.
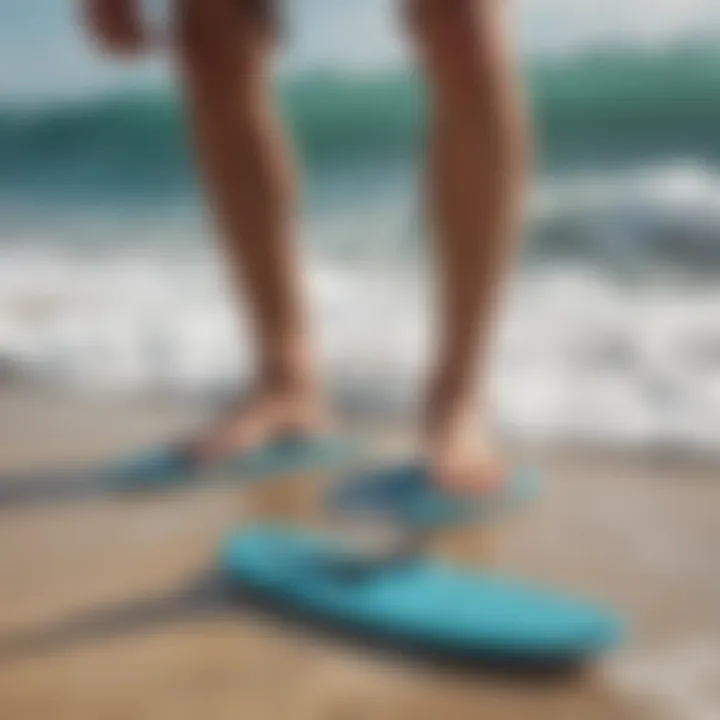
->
186, 386, 332, 465
425, 393, 504, 494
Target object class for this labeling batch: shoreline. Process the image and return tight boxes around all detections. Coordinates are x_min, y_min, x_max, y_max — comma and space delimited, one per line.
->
1, 379, 718, 472
0, 385, 718, 719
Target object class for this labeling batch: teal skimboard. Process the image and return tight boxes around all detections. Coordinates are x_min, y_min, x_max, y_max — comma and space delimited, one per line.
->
221, 525, 623, 665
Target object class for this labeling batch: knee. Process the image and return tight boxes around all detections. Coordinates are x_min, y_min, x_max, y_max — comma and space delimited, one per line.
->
176, 0, 267, 88
177, 2, 219, 69
408, 0, 485, 51
407, 0, 501, 101
177, 10, 228, 94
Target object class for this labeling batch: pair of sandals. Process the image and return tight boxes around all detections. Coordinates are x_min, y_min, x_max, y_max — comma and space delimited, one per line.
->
108, 433, 539, 528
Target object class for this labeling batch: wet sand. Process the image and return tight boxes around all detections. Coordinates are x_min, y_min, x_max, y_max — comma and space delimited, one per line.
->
0, 386, 718, 720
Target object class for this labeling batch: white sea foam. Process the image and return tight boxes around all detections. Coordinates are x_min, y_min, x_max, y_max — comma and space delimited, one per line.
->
0, 246, 718, 455
1, 164, 719, 454
531, 163, 720, 274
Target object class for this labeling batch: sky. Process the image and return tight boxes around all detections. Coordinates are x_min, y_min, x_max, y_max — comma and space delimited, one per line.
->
1, 0, 719, 101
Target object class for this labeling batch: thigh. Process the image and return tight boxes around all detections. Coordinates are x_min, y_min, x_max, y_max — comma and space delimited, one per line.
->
241, 0, 281, 37
403, 0, 503, 42
176, 0, 283, 67
83, 0, 144, 51
178, 0, 281, 44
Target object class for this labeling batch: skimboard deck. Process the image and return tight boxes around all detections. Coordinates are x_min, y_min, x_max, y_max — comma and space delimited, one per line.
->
221, 525, 623, 664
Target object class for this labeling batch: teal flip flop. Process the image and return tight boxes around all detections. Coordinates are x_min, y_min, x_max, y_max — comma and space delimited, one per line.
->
107, 435, 359, 493
328, 462, 540, 528
220, 524, 623, 664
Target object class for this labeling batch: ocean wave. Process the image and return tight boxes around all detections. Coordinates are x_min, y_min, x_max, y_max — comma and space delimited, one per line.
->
3, 45, 720, 201
530, 163, 720, 275
0, 247, 719, 454
4, 159, 720, 276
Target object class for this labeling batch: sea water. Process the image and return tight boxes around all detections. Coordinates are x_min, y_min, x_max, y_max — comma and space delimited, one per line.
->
1, 2, 720, 455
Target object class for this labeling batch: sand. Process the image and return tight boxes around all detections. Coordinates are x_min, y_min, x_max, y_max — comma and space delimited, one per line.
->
0, 385, 718, 720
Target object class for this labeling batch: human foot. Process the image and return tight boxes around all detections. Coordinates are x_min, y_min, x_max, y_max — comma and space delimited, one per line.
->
186, 387, 333, 466
425, 394, 504, 494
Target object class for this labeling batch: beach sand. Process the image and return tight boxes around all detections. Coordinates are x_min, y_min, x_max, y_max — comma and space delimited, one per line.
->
0, 385, 718, 720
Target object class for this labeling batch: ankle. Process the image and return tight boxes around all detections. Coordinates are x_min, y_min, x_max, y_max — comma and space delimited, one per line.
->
257, 371, 319, 406
258, 354, 319, 400
425, 372, 477, 434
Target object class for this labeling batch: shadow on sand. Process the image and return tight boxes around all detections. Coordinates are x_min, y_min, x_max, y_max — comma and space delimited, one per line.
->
0, 570, 588, 683
0, 468, 225, 511
0, 470, 111, 509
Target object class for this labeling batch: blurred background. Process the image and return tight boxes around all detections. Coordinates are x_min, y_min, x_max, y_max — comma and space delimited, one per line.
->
1, 3, 720, 719
1, 0, 720, 455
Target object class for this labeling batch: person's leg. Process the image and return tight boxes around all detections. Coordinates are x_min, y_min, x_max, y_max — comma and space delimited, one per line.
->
176, 0, 328, 459
406, 0, 528, 490
82, 0, 146, 54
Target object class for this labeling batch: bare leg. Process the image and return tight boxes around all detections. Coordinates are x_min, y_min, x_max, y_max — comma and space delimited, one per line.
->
176, 0, 328, 459
407, 0, 528, 490
82, 0, 146, 54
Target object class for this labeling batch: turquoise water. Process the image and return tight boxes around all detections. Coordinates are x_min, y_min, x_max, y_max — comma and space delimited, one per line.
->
1, 9, 720, 454
4, 46, 720, 205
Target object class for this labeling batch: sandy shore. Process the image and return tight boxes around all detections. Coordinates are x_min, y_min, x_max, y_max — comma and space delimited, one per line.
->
0, 385, 718, 720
